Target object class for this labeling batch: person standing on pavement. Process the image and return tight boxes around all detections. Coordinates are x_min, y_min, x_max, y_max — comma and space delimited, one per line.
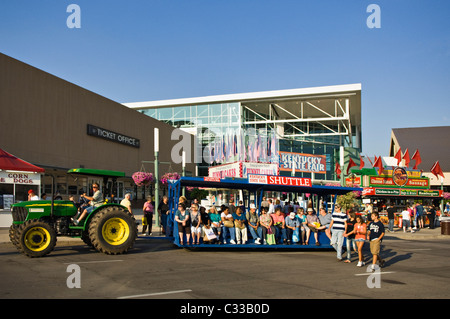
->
142, 195, 154, 236
427, 204, 436, 229
329, 204, 347, 261
27, 189, 39, 201
415, 202, 425, 229
353, 215, 367, 267
367, 212, 385, 271
159, 196, 170, 235
401, 206, 414, 233
343, 211, 356, 263
386, 203, 396, 232
120, 193, 133, 215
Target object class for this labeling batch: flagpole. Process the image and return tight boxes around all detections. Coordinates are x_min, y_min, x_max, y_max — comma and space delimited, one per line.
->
340, 146, 344, 187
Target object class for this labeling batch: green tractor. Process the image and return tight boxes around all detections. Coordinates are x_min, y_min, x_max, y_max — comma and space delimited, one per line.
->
9, 168, 137, 257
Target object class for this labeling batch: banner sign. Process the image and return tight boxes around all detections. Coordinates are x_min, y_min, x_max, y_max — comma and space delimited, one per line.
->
248, 174, 312, 187
203, 177, 221, 182
208, 162, 241, 179
363, 187, 442, 197
369, 176, 429, 188
208, 162, 278, 179
345, 176, 361, 186
242, 162, 279, 177
0, 171, 40, 185
278, 152, 326, 174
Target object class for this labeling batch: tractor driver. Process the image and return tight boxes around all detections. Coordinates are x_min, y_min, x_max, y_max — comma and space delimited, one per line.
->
72, 183, 103, 225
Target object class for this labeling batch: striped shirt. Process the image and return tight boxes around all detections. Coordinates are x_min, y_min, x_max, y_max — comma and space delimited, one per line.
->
331, 211, 347, 231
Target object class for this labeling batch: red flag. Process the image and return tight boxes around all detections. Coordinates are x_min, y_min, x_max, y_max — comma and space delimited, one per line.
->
373, 156, 384, 175
335, 162, 341, 179
411, 149, 421, 169
359, 155, 365, 170
347, 157, 357, 175
394, 148, 402, 166
402, 148, 410, 167
430, 161, 445, 179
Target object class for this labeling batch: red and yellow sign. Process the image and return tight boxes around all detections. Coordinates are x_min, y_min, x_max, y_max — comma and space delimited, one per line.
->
369, 176, 429, 188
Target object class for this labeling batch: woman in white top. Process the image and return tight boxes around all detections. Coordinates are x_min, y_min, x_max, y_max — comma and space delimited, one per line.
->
401, 207, 414, 233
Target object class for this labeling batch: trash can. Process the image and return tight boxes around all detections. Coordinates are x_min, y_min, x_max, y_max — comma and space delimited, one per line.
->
441, 221, 450, 235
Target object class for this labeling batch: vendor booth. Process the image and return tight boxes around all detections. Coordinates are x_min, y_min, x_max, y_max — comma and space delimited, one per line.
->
349, 166, 443, 226
0, 148, 44, 210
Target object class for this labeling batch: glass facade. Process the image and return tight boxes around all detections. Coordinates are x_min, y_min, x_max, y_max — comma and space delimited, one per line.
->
139, 97, 360, 181
140, 102, 241, 135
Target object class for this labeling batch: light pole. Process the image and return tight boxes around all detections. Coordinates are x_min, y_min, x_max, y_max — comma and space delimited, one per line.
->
141, 128, 172, 228
182, 151, 186, 197
154, 128, 160, 228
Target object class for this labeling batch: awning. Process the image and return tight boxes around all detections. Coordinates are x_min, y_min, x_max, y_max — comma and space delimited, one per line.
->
0, 148, 45, 173
177, 175, 361, 196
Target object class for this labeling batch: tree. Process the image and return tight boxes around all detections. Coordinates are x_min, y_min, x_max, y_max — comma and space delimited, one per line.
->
336, 191, 360, 212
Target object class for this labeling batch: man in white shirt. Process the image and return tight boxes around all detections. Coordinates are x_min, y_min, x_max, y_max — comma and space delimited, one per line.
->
120, 193, 133, 215
329, 205, 347, 261
28, 189, 39, 201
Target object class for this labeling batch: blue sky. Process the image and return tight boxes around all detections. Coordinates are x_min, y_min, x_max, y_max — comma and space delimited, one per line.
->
1, 0, 449, 157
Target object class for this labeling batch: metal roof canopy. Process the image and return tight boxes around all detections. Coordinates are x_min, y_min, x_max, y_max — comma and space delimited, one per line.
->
67, 168, 126, 178
176, 176, 361, 196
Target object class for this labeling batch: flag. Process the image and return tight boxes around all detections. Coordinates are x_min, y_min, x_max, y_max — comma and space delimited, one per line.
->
233, 133, 239, 160
347, 157, 357, 175
430, 161, 445, 179
373, 156, 384, 175
222, 135, 226, 162
394, 148, 402, 166
359, 155, 365, 170
402, 148, 410, 167
411, 149, 421, 169
335, 162, 341, 179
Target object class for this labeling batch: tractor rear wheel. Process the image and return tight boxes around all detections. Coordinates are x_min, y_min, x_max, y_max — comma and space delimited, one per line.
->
88, 206, 137, 255
17, 219, 57, 257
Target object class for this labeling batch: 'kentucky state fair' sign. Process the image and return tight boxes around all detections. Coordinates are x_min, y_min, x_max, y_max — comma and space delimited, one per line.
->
278, 151, 326, 174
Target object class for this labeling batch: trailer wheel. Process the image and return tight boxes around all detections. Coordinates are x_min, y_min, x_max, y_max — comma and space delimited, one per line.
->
88, 206, 137, 255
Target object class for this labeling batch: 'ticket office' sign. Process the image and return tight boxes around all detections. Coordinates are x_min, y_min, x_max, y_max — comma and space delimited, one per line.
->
87, 124, 140, 148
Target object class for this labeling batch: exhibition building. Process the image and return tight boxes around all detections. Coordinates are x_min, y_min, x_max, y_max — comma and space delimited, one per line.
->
124, 83, 362, 181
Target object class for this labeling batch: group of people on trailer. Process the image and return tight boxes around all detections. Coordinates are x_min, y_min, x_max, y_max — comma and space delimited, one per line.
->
174, 197, 340, 247
173, 196, 386, 269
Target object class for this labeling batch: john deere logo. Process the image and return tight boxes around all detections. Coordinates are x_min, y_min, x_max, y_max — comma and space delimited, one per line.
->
392, 167, 408, 187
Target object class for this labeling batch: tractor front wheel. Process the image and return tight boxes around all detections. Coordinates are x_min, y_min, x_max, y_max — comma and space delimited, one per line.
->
17, 219, 57, 257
